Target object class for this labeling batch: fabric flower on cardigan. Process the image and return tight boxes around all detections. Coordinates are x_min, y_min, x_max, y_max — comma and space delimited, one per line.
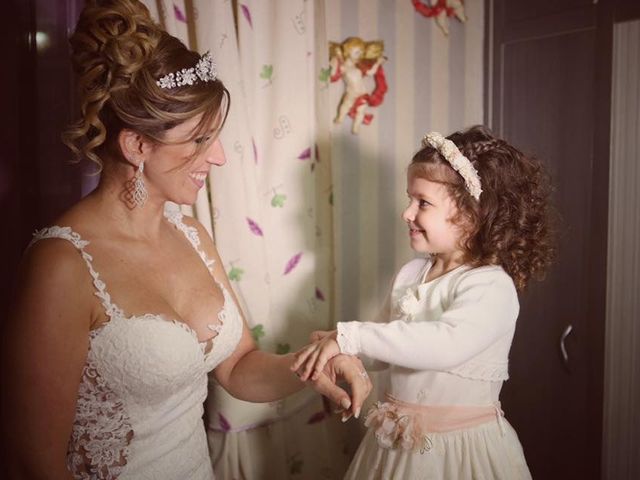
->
397, 288, 420, 319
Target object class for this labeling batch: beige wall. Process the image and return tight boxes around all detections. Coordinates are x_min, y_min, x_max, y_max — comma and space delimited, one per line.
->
603, 18, 640, 480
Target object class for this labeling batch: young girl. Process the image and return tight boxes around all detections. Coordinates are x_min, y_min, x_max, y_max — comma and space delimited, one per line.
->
293, 126, 555, 479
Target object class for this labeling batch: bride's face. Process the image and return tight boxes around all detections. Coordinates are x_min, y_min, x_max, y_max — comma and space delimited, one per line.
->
144, 114, 226, 206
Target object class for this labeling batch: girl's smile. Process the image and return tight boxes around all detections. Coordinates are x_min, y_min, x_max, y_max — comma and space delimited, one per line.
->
408, 225, 426, 238
402, 175, 465, 262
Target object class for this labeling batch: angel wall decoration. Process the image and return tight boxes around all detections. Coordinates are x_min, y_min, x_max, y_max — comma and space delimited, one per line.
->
329, 37, 388, 134
412, 0, 467, 36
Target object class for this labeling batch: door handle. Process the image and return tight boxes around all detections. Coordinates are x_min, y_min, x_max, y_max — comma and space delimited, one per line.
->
560, 324, 573, 371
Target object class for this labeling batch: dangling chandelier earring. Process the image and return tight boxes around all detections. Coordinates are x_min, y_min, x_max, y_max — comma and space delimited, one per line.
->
132, 160, 148, 207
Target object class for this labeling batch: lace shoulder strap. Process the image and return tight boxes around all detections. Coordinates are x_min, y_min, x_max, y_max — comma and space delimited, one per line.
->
29, 226, 124, 320
164, 204, 216, 272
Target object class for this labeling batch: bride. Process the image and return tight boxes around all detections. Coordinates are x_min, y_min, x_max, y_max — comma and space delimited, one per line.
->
0, 1, 371, 478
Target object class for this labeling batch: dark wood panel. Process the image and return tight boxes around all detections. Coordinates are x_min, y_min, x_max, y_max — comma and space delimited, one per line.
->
489, 1, 614, 479
502, 6, 597, 44
499, 30, 598, 480
1, 0, 84, 323
1, 0, 38, 323
504, 0, 597, 24
615, 0, 640, 22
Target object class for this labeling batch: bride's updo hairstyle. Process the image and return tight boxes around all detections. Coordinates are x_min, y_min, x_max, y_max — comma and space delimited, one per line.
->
63, 0, 229, 170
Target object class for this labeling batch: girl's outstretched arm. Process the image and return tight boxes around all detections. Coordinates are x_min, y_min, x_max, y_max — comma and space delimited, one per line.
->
293, 274, 397, 381
335, 267, 519, 371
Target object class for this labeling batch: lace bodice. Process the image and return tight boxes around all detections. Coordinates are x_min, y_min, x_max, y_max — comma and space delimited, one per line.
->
30, 205, 243, 479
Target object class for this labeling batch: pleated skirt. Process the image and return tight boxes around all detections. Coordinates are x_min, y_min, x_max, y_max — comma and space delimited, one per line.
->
344, 419, 532, 480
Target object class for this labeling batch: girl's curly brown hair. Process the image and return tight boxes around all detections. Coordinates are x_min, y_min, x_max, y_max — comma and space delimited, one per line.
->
62, 0, 230, 171
410, 125, 556, 291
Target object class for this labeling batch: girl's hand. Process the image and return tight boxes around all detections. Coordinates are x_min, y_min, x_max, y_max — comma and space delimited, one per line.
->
309, 329, 335, 343
291, 330, 340, 382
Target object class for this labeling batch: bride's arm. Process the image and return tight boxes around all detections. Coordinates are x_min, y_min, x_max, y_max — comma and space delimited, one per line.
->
2, 240, 91, 480
213, 321, 308, 402
213, 324, 366, 413
189, 220, 371, 413
209, 249, 369, 413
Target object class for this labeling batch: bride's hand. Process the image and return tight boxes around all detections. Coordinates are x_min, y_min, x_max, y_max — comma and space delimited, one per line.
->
291, 330, 339, 381
308, 354, 372, 421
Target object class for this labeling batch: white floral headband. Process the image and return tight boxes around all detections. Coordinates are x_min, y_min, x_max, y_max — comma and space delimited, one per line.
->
421, 132, 482, 200
156, 51, 217, 89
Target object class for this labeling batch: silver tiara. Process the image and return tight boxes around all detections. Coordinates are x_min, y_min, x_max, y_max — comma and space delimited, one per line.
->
156, 51, 217, 89
422, 132, 483, 200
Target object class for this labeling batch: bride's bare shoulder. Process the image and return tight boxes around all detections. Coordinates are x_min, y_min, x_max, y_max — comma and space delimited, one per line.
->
20, 231, 91, 290
19, 198, 99, 302
10, 231, 95, 336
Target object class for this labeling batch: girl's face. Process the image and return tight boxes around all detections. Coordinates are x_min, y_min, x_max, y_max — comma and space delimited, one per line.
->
144, 114, 226, 206
402, 174, 466, 259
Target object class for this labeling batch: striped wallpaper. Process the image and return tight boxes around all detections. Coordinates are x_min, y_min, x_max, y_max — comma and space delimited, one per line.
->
603, 18, 640, 480
325, 0, 485, 324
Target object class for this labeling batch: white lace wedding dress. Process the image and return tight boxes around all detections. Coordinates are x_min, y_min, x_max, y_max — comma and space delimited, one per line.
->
30, 205, 243, 479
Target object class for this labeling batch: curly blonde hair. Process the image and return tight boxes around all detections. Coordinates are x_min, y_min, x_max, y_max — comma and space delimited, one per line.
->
62, 0, 229, 170
409, 125, 556, 291
341, 37, 366, 57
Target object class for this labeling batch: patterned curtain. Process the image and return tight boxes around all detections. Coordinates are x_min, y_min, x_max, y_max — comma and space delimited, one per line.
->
144, 1, 484, 478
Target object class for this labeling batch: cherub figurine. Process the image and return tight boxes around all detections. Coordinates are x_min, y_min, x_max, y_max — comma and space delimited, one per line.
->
329, 37, 388, 134
412, 0, 467, 36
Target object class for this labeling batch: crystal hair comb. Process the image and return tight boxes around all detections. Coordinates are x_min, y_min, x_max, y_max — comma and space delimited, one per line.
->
156, 51, 217, 89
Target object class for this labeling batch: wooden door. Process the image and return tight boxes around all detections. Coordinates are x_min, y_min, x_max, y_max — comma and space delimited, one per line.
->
487, 1, 613, 478
1, 0, 84, 321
